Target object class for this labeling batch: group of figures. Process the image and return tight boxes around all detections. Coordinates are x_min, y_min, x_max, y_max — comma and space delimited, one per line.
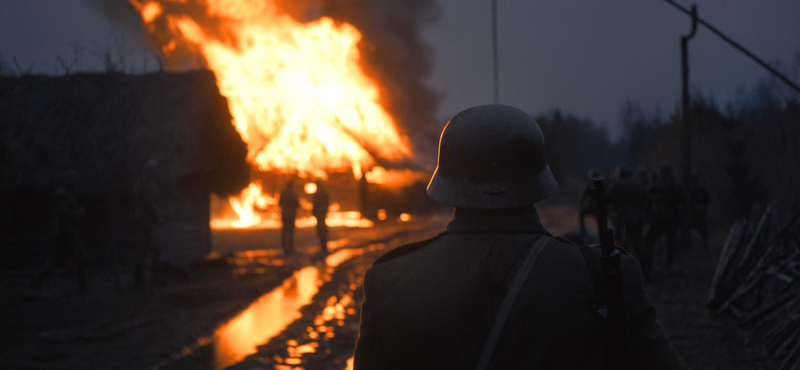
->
277, 180, 330, 256
30, 161, 164, 294
580, 163, 711, 279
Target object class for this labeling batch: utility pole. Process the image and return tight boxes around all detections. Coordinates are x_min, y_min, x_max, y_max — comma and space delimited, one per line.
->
680, 4, 698, 245
664, 0, 800, 94
491, 0, 499, 104
681, 5, 697, 189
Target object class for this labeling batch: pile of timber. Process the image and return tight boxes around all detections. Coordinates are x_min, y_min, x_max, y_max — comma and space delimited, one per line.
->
707, 204, 800, 369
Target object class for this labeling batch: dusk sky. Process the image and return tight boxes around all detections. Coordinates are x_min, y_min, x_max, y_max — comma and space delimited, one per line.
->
2, 0, 799, 137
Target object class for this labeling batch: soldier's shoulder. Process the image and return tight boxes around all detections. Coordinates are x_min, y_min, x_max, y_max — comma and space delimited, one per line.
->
371, 235, 441, 267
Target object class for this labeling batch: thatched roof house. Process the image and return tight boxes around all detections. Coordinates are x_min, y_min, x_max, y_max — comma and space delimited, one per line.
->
0, 70, 248, 266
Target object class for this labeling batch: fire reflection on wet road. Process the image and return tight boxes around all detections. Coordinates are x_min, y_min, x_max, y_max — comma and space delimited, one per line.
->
213, 266, 320, 369
213, 244, 377, 368
161, 239, 388, 370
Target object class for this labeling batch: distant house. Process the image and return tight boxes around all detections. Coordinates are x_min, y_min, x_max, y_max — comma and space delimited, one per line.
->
0, 70, 248, 267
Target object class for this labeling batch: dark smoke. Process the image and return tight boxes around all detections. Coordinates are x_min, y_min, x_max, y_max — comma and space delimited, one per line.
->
313, 0, 444, 167
85, 0, 443, 168
83, 0, 143, 32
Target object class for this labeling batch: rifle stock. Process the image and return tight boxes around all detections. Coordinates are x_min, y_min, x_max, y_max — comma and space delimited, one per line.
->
592, 176, 626, 369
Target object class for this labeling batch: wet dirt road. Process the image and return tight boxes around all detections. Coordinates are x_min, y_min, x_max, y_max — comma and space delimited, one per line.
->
160, 225, 443, 370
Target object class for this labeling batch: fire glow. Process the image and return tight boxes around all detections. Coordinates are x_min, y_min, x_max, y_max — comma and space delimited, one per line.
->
132, 0, 412, 229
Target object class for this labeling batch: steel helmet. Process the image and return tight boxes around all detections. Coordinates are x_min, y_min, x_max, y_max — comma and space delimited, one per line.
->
426, 105, 558, 209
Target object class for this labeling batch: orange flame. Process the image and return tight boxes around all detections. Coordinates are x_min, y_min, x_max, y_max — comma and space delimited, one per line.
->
134, 0, 410, 228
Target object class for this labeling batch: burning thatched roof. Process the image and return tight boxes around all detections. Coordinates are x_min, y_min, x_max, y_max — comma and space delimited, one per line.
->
0, 70, 248, 196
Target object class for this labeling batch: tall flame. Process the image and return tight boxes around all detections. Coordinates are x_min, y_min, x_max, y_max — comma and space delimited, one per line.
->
133, 0, 411, 228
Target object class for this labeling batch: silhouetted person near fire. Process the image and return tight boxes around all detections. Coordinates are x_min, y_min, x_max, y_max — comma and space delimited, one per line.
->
643, 163, 685, 278
359, 173, 370, 218
31, 169, 89, 294
312, 180, 330, 254
133, 160, 163, 288
354, 105, 688, 370
279, 180, 299, 255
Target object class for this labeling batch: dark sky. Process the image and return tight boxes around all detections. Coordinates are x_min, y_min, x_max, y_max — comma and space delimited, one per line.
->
2, 0, 799, 137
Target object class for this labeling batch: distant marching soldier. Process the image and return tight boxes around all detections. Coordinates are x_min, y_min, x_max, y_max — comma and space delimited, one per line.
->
643, 163, 685, 277
279, 180, 300, 256
354, 105, 688, 369
607, 165, 647, 256
312, 180, 330, 254
31, 169, 89, 294
578, 169, 600, 242
688, 171, 711, 246
133, 160, 163, 288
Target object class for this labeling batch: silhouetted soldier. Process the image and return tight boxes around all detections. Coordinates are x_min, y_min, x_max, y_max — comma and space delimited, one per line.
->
279, 180, 299, 255
31, 170, 89, 293
354, 105, 688, 369
635, 165, 653, 229
359, 173, 370, 218
635, 165, 650, 187
312, 180, 330, 254
688, 171, 711, 246
133, 160, 163, 288
607, 165, 647, 256
579, 169, 600, 241
643, 163, 685, 277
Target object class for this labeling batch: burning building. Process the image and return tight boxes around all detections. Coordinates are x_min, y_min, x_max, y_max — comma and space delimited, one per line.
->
112, 0, 443, 230
0, 70, 248, 265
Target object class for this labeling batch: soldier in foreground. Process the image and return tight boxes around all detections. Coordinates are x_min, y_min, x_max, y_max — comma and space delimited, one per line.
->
353, 105, 688, 369
31, 170, 89, 293
312, 180, 330, 254
279, 180, 299, 255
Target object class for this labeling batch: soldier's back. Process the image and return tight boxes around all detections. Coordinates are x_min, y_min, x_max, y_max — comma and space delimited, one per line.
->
358, 233, 595, 368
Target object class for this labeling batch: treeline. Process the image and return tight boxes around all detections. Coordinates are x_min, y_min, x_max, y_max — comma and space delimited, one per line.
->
535, 109, 627, 188
535, 77, 800, 229
622, 81, 799, 227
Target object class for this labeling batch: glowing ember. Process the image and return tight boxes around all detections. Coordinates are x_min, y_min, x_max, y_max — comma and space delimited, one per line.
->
133, 0, 412, 228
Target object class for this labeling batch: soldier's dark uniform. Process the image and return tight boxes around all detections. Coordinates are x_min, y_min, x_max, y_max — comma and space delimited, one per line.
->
312, 181, 330, 253
353, 105, 688, 370
607, 166, 647, 256
279, 181, 300, 255
688, 172, 711, 245
643, 164, 684, 276
579, 170, 600, 241
31, 171, 89, 293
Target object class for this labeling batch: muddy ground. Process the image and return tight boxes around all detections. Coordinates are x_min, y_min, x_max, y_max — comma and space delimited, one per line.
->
0, 197, 778, 369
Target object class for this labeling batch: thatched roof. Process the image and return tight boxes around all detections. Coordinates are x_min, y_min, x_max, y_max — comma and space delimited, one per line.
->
0, 70, 248, 196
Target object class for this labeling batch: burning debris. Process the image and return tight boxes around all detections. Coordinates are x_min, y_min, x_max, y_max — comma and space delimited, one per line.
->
707, 204, 800, 368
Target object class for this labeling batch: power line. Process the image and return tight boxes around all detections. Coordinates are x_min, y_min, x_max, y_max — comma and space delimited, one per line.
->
491, 0, 499, 104
663, 0, 800, 93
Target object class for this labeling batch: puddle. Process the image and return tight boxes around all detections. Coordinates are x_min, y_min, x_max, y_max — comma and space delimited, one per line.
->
212, 266, 320, 369
162, 242, 379, 370
235, 246, 379, 369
